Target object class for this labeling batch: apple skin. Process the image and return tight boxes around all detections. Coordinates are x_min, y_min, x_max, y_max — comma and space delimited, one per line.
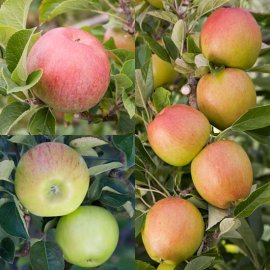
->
157, 263, 176, 270
14, 142, 89, 217
147, 104, 211, 166
191, 140, 253, 209
200, 8, 262, 69
104, 28, 135, 52
147, 0, 163, 8
56, 206, 119, 267
142, 197, 204, 264
197, 68, 256, 130
27, 27, 110, 113
152, 54, 176, 88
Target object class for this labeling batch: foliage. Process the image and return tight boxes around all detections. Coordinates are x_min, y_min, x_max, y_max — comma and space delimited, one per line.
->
0, 0, 135, 135
0, 134, 135, 269
135, 0, 270, 269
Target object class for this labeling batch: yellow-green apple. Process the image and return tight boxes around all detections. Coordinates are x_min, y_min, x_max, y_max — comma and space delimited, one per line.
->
104, 27, 135, 52
157, 263, 176, 270
147, 0, 163, 8
15, 142, 89, 217
200, 8, 262, 69
56, 206, 119, 267
191, 140, 253, 209
197, 68, 256, 130
152, 54, 176, 88
147, 104, 211, 166
142, 197, 204, 264
27, 27, 110, 113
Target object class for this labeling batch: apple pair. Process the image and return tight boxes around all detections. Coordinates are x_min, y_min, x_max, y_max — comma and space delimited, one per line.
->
14, 142, 119, 268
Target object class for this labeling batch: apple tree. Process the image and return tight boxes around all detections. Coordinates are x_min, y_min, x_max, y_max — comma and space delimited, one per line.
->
0, 0, 135, 135
135, 0, 270, 269
0, 134, 135, 269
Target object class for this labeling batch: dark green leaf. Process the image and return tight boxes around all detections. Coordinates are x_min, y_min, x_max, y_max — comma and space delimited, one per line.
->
30, 241, 64, 270
99, 191, 130, 208
0, 237, 15, 263
163, 36, 178, 60
136, 260, 155, 270
135, 210, 146, 238
88, 179, 103, 203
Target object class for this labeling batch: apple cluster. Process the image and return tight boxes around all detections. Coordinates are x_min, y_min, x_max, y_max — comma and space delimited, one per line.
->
143, 7, 261, 269
14, 142, 119, 268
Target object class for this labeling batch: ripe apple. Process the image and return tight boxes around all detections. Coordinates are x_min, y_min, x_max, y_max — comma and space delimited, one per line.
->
147, 0, 163, 8
56, 206, 119, 267
104, 27, 135, 52
147, 104, 211, 166
27, 27, 110, 113
200, 8, 262, 69
191, 140, 253, 209
14, 142, 89, 217
197, 68, 256, 130
142, 197, 204, 264
152, 54, 176, 88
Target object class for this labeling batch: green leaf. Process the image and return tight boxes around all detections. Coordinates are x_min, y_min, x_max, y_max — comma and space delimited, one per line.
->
39, 0, 100, 22
5, 28, 36, 84
0, 0, 32, 29
121, 59, 135, 83
0, 237, 15, 263
184, 256, 215, 270
99, 191, 130, 208
89, 162, 124, 176
30, 241, 64, 270
0, 102, 31, 135
152, 87, 171, 112
9, 135, 37, 147
249, 64, 270, 73
144, 36, 170, 62
219, 218, 242, 239
235, 182, 270, 218
163, 35, 178, 60
28, 107, 55, 135
135, 210, 146, 238
122, 88, 135, 119
0, 26, 17, 48
147, 10, 178, 24
88, 179, 103, 203
0, 201, 29, 239
171, 19, 186, 54
207, 205, 230, 230
113, 135, 135, 168
0, 160, 14, 180
231, 105, 270, 131
136, 260, 155, 270
196, 0, 230, 18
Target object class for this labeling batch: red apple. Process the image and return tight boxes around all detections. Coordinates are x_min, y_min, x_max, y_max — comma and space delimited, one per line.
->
104, 27, 135, 52
147, 104, 211, 166
197, 68, 256, 130
27, 27, 110, 113
200, 8, 262, 69
142, 197, 204, 264
191, 140, 253, 209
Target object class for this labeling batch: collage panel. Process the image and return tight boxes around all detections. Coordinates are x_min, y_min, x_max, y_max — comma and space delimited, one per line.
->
135, 0, 270, 270
0, 0, 135, 136
0, 135, 134, 269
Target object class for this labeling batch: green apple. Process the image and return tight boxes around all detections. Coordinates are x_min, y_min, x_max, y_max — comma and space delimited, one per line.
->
56, 206, 119, 267
157, 263, 176, 270
15, 142, 89, 217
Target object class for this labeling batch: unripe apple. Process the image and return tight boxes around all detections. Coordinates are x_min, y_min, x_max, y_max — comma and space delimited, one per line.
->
27, 27, 110, 113
56, 206, 119, 267
104, 27, 135, 52
197, 68, 256, 130
191, 140, 253, 209
152, 54, 176, 88
147, 104, 211, 166
142, 197, 204, 264
147, 0, 163, 8
200, 8, 262, 69
15, 142, 89, 217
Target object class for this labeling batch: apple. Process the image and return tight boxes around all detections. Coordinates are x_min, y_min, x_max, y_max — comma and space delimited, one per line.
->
142, 197, 204, 264
104, 27, 135, 52
56, 206, 119, 267
157, 263, 176, 270
147, 104, 211, 166
197, 68, 256, 130
27, 27, 110, 113
14, 142, 89, 217
147, 0, 163, 8
191, 140, 253, 209
200, 8, 262, 69
152, 54, 176, 88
